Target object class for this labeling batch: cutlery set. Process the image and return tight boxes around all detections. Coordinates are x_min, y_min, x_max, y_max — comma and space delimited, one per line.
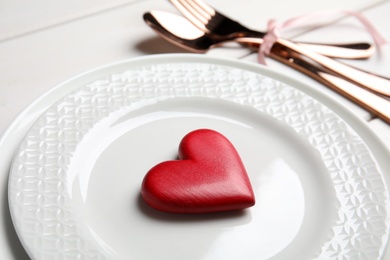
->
144, 0, 390, 123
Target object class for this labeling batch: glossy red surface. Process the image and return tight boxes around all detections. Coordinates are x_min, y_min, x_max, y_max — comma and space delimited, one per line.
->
141, 129, 255, 213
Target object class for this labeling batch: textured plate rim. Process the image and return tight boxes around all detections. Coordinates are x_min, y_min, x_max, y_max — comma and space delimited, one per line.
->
6, 53, 390, 259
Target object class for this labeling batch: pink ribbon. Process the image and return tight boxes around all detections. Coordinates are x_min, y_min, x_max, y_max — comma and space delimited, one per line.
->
258, 10, 388, 64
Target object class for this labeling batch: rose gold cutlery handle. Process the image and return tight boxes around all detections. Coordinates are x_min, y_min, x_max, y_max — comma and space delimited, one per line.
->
235, 37, 390, 97
235, 37, 390, 122
269, 44, 390, 123
275, 38, 390, 97
295, 42, 374, 60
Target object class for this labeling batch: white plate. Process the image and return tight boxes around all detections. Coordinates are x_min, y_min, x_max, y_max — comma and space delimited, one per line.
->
6, 54, 390, 260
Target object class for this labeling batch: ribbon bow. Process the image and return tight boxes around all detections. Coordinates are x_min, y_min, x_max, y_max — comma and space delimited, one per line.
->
258, 10, 388, 65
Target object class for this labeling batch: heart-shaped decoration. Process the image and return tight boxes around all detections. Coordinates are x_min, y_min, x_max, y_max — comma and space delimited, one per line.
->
141, 129, 255, 214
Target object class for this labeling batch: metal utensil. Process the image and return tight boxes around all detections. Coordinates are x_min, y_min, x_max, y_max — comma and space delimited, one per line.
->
143, 11, 368, 57
169, 0, 375, 59
144, 10, 390, 97
144, 11, 373, 59
143, 11, 390, 123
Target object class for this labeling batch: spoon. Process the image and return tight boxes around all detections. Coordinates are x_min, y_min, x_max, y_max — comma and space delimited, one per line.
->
144, 10, 390, 97
144, 10, 375, 59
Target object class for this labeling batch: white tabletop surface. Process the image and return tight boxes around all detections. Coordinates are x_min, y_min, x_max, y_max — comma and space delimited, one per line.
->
1, 0, 390, 259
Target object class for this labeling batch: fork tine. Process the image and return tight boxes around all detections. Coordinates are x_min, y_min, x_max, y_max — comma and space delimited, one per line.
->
182, 0, 212, 20
180, 0, 210, 23
172, 0, 247, 36
188, 0, 215, 17
170, 0, 209, 32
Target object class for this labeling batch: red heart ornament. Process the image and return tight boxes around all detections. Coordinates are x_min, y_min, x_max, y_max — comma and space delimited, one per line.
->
141, 129, 255, 214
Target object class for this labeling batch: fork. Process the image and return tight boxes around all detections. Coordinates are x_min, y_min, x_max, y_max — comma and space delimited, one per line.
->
169, 0, 374, 60
169, 0, 382, 40
169, 0, 390, 97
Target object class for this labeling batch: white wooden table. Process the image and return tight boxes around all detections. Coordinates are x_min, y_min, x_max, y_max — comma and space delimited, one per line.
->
1, 0, 389, 259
